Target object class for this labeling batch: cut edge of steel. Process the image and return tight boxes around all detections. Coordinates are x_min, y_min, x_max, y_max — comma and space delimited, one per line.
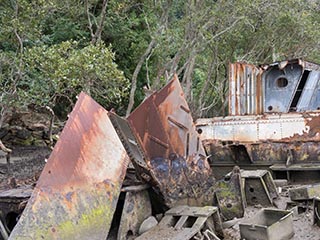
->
9, 92, 130, 240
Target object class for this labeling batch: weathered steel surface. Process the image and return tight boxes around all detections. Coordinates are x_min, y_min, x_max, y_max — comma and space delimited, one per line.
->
197, 59, 320, 180
0, 187, 32, 235
197, 112, 320, 143
196, 112, 320, 169
229, 62, 263, 116
241, 170, 278, 206
289, 184, 320, 201
214, 167, 245, 221
128, 75, 215, 207
117, 187, 152, 240
136, 205, 224, 240
239, 209, 294, 240
228, 59, 320, 115
9, 93, 130, 240
264, 61, 303, 113
108, 112, 153, 183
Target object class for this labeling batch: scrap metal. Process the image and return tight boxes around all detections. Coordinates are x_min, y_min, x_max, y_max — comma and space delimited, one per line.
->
196, 59, 320, 181
0, 186, 32, 237
229, 59, 320, 115
128, 75, 215, 207
241, 170, 278, 206
313, 197, 320, 227
117, 185, 152, 240
9, 93, 130, 239
239, 208, 294, 240
214, 166, 245, 221
289, 184, 320, 201
136, 205, 224, 240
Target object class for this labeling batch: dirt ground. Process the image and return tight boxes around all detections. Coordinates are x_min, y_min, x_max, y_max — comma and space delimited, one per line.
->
1, 146, 320, 239
0, 146, 50, 191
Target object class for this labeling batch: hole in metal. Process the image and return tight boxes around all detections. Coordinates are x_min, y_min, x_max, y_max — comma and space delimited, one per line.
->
276, 77, 288, 88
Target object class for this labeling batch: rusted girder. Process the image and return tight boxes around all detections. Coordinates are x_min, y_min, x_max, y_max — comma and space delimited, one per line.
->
9, 93, 130, 239
128, 75, 215, 207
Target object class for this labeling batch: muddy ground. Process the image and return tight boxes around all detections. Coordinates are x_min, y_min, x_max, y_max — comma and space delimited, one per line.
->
1, 146, 320, 239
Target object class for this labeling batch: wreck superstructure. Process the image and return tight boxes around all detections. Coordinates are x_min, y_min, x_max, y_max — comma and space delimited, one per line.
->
196, 59, 320, 181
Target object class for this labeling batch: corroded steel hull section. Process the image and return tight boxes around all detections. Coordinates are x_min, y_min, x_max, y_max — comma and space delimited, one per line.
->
196, 112, 320, 170
128, 75, 214, 207
9, 93, 129, 240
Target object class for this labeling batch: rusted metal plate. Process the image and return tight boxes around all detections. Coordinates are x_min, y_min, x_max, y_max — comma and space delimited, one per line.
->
289, 184, 320, 201
196, 112, 320, 143
214, 167, 245, 221
241, 170, 278, 206
196, 112, 320, 171
117, 187, 152, 240
9, 92, 130, 240
108, 112, 153, 183
239, 209, 294, 240
229, 59, 320, 115
128, 75, 214, 207
229, 62, 263, 115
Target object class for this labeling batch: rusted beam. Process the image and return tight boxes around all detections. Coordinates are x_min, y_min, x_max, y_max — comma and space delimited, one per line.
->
9, 93, 130, 240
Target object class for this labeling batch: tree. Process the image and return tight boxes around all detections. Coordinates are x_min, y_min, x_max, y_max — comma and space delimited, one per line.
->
23, 41, 129, 117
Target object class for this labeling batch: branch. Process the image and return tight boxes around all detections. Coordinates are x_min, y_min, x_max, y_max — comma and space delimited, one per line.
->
125, 5, 170, 116
92, 0, 108, 44
46, 106, 55, 148
86, 0, 95, 40
126, 38, 157, 116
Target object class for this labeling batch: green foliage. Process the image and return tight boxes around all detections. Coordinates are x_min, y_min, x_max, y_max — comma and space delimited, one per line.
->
0, 0, 319, 121
23, 41, 129, 116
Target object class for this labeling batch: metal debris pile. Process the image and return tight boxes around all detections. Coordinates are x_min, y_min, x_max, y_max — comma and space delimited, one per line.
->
1, 59, 320, 239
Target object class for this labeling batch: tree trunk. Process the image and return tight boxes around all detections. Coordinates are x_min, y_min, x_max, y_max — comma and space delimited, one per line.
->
126, 38, 156, 116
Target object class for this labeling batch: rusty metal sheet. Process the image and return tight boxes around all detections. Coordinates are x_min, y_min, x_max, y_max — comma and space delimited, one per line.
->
108, 112, 153, 183
229, 62, 263, 116
117, 187, 151, 240
9, 92, 130, 240
241, 170, 278, 206
229, 59, 320, 115
214, 167, 245, 221
196, 112, 320, 143
239, 209, 294, 240
128, 75, 215, 207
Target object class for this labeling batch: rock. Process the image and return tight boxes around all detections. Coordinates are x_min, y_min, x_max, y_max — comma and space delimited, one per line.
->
138, 216, 158, 235
16, 129, 32, 140
155, 213, 163, 222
